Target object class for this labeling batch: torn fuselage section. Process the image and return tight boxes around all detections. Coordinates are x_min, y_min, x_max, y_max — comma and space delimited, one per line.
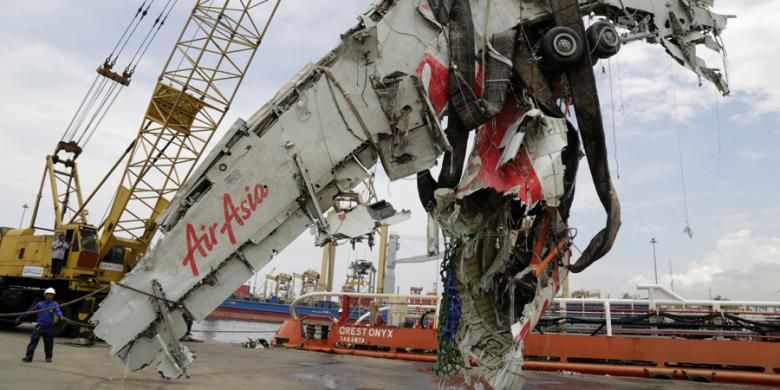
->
421, 0, 731, 386
583, 0, 732, 94
91, 0, 731, 386
313, 201, 411, 246
431, 99, 573, 386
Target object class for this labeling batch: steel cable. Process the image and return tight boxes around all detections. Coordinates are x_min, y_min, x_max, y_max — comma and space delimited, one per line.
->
113, 0, 155, 62
76, 82, 119, 145
82, 86, 125, 149
70, 77, 110, 142
0, 286, 110, 318
108, 0, 151, 62
61, 74, 100, 142
127, 0, 174, 69
62, 1, 152, 144
78, 84, 127, 150
128, 0, 179, 75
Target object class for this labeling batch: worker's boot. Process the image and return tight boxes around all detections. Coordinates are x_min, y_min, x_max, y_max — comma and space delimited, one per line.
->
21, 357, 31, 363
46, 358, 52, 363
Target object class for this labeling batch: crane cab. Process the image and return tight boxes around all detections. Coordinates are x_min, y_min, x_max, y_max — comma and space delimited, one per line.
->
0, 224, 105, 289
95, 245, 128, 284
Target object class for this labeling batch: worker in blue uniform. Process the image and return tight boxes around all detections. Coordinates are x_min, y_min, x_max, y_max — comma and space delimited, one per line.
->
16, 287, 63, 362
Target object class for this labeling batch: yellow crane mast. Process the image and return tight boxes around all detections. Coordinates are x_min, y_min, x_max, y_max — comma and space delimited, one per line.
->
97, 0, 279, 269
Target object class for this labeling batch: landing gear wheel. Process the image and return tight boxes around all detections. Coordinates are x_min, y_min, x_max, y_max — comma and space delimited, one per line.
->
541, 26, 584, 69
587, 21, 621, 59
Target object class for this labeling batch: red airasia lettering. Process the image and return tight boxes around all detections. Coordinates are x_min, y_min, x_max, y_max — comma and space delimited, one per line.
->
208, 223, 219, 248
200, 225, 215, 251
181, 183, 269, 277
220, 193, 244, 245
182, 224, 209, 277
248, 184, 268, 211
240, 199, 252, 220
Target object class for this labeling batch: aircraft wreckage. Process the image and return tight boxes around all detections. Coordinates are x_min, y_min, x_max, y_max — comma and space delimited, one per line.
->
92, 0, 731, 387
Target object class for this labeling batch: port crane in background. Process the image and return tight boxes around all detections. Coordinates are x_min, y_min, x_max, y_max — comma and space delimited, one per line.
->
0, 0, 280, 332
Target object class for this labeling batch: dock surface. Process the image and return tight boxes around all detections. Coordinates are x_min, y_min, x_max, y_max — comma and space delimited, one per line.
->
0, 326, 760, 389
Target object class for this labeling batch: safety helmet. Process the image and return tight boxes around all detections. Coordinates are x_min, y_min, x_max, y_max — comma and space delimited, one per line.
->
44, 287, 56, 295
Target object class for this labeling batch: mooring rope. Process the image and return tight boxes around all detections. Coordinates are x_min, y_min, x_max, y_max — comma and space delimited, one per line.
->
0, 286, 109, 319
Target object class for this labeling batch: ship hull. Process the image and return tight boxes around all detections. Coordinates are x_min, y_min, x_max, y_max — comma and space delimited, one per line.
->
209, 298, 344, 323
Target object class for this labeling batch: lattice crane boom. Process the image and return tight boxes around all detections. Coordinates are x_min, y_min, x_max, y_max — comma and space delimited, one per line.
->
99, 0, 281, 265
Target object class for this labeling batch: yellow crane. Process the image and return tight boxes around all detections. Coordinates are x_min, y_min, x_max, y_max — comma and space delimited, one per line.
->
0, 0, 280, 333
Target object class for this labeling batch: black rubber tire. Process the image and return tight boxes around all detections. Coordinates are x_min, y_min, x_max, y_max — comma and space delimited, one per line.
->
541, 26, 585, 69
587, 21, 621, 59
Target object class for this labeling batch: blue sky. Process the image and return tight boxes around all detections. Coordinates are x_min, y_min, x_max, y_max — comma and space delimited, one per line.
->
1, 0, 778, 300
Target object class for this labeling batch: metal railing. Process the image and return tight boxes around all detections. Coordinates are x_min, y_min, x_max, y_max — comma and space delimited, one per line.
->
288, 292, 440, 327
540, 285, 780, 339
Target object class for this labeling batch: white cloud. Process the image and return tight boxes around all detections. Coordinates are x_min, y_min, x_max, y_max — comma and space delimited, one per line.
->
625, 162, 676, 184
630, 223, 663, 235
595, 0, 780, 126
734, 149, 767, 162
573, 228, 780, 301
570, 176, 602, 215
596, 44, 720, 126
714, 0, 780, 119
666, 230, 780, 300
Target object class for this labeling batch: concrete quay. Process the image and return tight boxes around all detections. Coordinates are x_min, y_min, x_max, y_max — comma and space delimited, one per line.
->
0, 326, 760, 390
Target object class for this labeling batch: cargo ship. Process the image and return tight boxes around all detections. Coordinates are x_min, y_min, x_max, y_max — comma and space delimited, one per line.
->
209, 261, 379, 323
273, 284, 780, 387
209, 296, 341, 323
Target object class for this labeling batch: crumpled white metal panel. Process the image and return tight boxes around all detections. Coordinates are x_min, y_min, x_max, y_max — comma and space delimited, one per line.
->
526, 114, 568, 207
317, 204, 411, 244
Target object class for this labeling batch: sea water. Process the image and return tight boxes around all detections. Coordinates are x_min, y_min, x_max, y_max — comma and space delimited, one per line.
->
191, 318, 281, 344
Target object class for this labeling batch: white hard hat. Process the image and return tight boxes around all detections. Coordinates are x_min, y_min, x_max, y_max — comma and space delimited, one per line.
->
44, 287, 56, 295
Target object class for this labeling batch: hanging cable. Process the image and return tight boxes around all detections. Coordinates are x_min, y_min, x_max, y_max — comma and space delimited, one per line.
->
607, 58, 620, 179
73, 76, 113, 142
69, 77, 110, 142
131, 5, 175, 71
672, 87, 693, 239
615, 52, 626, 114
113, 1, 154, 63
62, 0, 174, 151
61, 74, 101, 142
76, 82, 118, 144
64, 3, 140, 142
714, 95, 722, 175
127, 0, 179, 74
82, 87, 125, 149
107, 0, 150, 64
127, 0, 172, 67
76, 81, 121, 146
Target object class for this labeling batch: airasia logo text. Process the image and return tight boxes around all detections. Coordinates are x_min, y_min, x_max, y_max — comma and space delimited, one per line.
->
182, 183, 269, 276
